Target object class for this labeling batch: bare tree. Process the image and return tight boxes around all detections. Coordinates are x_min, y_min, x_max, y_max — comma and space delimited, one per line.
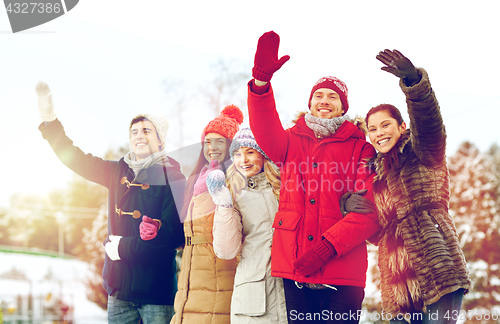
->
162, 57, 251, 149
203, 58, 250, 117
163, 77, 188, 149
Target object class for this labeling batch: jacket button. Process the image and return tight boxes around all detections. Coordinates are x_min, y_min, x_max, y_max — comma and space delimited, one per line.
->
279, 220, 283, 226
313, 162, 318, 168
308, 235, 314, 241
310, 199, 315, 204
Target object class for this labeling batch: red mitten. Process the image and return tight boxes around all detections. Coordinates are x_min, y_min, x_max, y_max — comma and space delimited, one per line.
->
293, 239, 336, 277
252, 31, 290, 82
140, 216, 161, 241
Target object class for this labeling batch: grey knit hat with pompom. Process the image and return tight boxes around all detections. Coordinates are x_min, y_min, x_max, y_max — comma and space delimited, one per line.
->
229, 127, 269, 161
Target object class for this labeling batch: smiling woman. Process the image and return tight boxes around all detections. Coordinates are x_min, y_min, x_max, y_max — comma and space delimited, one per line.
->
233, 147, 264, 178
203, 133, 227, 163
171, 105, 243, 324
367, 105, 406, 154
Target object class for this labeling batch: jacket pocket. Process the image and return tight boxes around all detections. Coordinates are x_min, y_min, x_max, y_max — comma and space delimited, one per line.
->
272, 211, 302, 230
232, 269, 267, 316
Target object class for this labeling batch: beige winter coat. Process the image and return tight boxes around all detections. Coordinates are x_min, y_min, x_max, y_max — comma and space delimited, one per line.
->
171, 192, 238, 324
213, 172, 287, 323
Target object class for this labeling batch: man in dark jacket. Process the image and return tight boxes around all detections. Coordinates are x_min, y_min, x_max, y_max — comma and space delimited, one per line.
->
248, 31, 380, 323
35, 81, 185, 324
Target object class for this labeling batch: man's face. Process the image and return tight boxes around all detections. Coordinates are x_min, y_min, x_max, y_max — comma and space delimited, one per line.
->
130, 120, 161, 161
310, 88, 344, 119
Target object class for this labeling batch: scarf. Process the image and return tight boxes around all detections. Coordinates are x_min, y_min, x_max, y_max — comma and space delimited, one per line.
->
124, 150, 171, 177
305, 113, 349, 138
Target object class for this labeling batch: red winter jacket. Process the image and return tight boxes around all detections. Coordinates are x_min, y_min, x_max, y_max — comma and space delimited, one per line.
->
248, 81, 380, 288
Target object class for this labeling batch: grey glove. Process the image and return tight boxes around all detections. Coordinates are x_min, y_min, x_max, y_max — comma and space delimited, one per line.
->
340, 189, 376, 217
376, 49, 420, 86
35, 81, 57, 122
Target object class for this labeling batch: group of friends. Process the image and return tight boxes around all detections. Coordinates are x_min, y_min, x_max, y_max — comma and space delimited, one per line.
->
35, 31, 471, 324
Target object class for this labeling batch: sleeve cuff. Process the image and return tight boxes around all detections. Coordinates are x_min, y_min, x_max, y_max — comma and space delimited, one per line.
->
248, 79, 270, 95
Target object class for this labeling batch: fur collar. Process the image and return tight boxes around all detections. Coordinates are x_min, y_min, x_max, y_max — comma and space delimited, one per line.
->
367, 129, 412, 182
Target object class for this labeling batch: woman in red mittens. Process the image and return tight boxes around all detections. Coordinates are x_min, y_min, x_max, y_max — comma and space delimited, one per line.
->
170, 105, 243, 324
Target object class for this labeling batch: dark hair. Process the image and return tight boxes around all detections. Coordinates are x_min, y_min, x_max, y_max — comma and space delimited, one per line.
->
130, 116, 150, 129
129, 116, 162, 147
180, 138, 233, 222
365, 104, 404, 127
366, 104, 405, 170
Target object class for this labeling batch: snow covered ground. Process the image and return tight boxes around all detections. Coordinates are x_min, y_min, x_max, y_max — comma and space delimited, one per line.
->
0, 250, 107, 323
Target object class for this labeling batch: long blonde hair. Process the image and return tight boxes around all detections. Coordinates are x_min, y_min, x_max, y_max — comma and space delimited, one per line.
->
226, 159, 281, 203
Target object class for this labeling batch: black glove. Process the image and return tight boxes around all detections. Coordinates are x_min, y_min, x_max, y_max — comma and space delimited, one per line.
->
340, 189, 376, 217
376, 49, 420, 86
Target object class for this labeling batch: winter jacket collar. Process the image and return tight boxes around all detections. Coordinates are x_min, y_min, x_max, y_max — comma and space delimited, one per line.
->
247, 172, 269, 190
124, 150, 175, 177
304, 113, 350, 139
367, 129, 411, 182
291, 111, 368, 143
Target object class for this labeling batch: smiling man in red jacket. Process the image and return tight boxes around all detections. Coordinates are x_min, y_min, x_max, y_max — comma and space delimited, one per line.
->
247, 31, 380, 324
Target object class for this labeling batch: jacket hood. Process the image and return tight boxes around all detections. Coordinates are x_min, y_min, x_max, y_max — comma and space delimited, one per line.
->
292, 110, 369, 136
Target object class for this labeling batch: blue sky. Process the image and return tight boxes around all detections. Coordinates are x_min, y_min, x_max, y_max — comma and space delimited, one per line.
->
1, 0, 499, 208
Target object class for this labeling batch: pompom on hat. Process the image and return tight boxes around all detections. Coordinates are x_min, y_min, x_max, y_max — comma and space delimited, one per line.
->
308, 76, 349, 114
130, 113, 169, 150
202, 105, 244, 140
229, 127, 269, 161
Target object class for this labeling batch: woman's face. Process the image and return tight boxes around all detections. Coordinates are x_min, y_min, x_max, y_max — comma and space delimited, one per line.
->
203, 133, 227, 163
233, 147, 265, 178
367, 110, 406, 153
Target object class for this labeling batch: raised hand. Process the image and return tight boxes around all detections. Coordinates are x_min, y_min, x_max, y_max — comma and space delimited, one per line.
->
252, 31, 290, 82
376, 49, 420, 86
206, 169, 233, 207
35, 81, 57, 122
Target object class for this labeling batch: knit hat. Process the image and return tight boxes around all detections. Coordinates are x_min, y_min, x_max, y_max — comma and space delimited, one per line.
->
202, 105, 244, 140
308, 76, 349, 114
130, 114, 169, 150
229, 127, 269, 161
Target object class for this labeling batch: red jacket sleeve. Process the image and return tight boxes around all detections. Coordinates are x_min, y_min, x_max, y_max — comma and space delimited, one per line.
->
323, 143, 380, 257
247, 80, 289, 165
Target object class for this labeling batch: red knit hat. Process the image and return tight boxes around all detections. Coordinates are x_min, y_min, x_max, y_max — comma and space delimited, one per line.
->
202, 105, 244, 140
308, 76, 349, 114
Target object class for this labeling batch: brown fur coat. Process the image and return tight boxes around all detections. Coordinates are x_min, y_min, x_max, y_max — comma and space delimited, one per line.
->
369, 69, 471, 319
